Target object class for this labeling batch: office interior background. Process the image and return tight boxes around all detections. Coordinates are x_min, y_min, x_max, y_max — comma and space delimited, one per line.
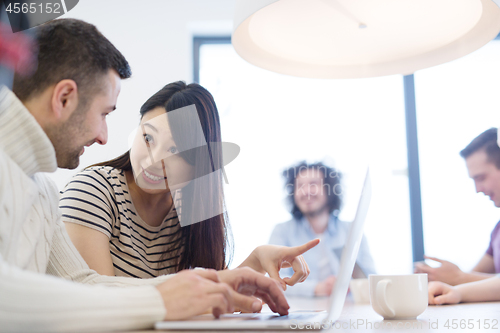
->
49, 0, 500, 275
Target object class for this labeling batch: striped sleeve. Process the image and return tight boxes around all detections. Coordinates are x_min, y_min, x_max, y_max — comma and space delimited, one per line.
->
59, 168, 115, 238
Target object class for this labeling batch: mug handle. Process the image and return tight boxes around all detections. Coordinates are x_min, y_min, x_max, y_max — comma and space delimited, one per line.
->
376, 279, 396, 318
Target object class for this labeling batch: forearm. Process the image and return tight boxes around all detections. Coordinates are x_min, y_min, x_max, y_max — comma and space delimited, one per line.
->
1, 257, 165, 332
457, 277, 500, 303
48, 221, 174, 287
64, 265, 174, 287
458, 271, 496, 284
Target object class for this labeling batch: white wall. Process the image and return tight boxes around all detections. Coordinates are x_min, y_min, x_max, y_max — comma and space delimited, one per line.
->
49, 0, 235, 189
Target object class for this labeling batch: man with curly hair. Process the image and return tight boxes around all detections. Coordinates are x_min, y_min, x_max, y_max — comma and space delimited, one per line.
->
269, 161, 376, 296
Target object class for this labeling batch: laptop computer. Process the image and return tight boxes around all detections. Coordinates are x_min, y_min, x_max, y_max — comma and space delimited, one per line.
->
155, 170, 372, 330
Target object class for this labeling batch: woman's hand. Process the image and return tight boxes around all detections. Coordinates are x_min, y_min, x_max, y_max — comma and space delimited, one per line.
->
428, 281, 461, 305
217, 267, 289, 315
238, 239, 320, 290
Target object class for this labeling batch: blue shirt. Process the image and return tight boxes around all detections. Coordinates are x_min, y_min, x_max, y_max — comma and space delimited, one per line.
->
269, 214, 376, 296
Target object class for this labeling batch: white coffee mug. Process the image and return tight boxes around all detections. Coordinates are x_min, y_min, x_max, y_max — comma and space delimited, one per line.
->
369, 274, 428, 319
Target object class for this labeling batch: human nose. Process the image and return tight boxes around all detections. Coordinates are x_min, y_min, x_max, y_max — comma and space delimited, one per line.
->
95, 121, 108, 145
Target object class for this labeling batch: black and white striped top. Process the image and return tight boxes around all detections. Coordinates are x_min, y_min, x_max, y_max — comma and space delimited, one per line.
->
59, 166, 182, 278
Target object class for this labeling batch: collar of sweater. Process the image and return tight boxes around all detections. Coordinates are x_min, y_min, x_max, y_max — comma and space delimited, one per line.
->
0, 86, 57, 177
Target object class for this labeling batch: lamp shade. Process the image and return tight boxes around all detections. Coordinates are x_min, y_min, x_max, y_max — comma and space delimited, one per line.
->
232, 0, 500, 79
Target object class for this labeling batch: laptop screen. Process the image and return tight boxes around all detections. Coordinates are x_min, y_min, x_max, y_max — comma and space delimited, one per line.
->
327, 169, 372, 322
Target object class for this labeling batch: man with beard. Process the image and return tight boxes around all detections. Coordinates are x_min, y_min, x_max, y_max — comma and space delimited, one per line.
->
269, 161, 376, 296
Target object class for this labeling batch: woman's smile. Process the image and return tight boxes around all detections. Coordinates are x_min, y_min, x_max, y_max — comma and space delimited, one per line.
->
142, 167, 167, 184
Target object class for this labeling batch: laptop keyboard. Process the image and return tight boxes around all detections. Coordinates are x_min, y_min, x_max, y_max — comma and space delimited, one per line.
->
251, 312, 326, 321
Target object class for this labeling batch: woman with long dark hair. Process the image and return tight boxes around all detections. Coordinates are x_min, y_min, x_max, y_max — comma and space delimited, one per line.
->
60, 81, 317, 287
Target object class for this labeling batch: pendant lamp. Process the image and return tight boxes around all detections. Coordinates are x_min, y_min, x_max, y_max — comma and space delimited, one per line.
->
232, 0, 500, 78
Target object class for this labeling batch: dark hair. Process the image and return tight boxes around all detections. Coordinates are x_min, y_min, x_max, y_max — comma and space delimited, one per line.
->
460, 128, 500, 169
13, 18, 131, 103
91, 81, 232, 271
283, 161, 342, 219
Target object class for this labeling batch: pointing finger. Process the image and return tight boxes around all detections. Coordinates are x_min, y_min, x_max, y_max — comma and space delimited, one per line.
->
424, 255, 444, 263
287, 239, 320, 257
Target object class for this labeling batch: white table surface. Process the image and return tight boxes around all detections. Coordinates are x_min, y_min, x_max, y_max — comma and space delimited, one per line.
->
142, 296, 500, 333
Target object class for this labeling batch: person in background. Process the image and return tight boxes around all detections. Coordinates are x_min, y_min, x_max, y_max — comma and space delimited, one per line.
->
60, 81, 318, 290
415, 128, 500, 285
269, 161, 376, 296
0, 18, 290, 332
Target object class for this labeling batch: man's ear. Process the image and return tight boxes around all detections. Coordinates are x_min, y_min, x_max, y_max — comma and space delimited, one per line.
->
51, 79, 79, 122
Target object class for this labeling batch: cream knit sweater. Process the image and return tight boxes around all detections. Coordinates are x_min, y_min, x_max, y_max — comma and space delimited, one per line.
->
0, 87, 172, 332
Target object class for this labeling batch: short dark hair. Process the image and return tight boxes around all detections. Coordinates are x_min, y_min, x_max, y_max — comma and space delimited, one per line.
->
460, 128, 500, 169
283, 161, 342, 219
13, 18, 131, 102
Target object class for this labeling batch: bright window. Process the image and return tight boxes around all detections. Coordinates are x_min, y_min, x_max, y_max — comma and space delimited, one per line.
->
199, 43, 413, 274
415, 40, 500, 271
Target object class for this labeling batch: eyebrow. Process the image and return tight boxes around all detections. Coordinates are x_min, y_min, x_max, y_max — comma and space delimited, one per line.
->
143, 123, 158, 133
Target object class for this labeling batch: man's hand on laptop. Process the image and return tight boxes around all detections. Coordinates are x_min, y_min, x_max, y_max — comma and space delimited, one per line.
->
238, 239, 320, 290
217, 267, 290, 316
155, 269, 233, 320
